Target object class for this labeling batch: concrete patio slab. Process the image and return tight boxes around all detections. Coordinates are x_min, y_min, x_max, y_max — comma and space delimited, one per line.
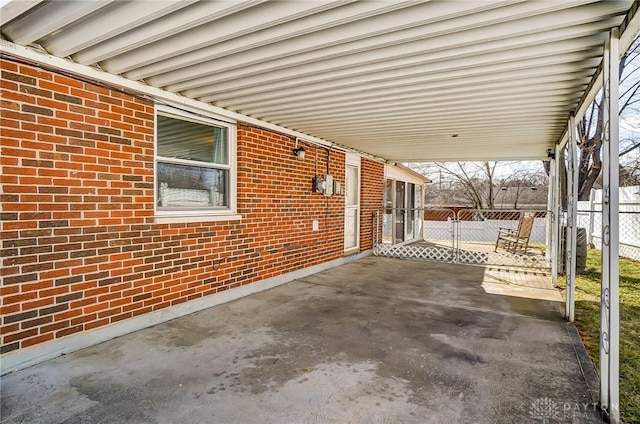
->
1, 257, 601, 424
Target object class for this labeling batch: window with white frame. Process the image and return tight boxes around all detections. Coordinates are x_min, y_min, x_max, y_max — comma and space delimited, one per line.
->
155, 106, 234, 213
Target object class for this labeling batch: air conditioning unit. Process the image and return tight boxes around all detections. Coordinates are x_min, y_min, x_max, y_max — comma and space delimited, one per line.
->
559, 226, 587, 274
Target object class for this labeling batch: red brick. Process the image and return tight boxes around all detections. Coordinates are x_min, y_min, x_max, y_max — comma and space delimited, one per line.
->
85, 318, 110, 330
0, 59, 379, 356
39, 80, 70, 94
19, 65, 53, 81
56, 324, 83, 338
21, 333, 54, 348
53, 74, 83, 89
3, 328, 38, 344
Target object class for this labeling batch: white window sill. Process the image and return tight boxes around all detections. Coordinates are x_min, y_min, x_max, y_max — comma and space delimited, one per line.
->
154, 213, 242, 224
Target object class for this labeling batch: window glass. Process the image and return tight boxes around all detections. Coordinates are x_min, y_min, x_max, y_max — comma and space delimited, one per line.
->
346, 165, 358, 206
157, 162, 227, 207
407, 183, 415, 239
395, 181, 405, 243
384, 179, 393, 214
156, 110, 231, 210
157, 114, 228, 165
415, 185, 423, 238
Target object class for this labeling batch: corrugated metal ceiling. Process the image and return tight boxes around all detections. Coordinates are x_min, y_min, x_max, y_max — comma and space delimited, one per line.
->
0, 0, 635, 161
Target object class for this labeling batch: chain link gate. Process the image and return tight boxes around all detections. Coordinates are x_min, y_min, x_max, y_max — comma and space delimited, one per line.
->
455, 209, 551, 268
375, 208, 455, 261
374, 208, 552, 270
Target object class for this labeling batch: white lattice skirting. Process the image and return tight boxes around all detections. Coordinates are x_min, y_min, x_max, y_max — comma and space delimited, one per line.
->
374, 244, 550, 269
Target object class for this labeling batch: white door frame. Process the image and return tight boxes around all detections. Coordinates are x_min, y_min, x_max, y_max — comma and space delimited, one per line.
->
344, 154, 361, 251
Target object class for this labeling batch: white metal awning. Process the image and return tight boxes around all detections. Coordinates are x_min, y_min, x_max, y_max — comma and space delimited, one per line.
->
0, 0, 637, 161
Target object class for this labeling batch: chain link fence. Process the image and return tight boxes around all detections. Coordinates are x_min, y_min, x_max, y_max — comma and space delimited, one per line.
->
575, 210, 640, 262
577, 186, 640, 262
374, 208, 551, 269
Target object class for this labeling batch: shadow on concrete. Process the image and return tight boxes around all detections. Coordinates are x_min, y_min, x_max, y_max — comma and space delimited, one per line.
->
1, 257, 603, 424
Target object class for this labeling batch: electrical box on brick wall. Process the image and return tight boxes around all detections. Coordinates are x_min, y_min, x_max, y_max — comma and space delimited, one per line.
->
324, 175, 333, 196
312, 174, 336, 196
333, 180, 342, 195
313, 175, 325, 193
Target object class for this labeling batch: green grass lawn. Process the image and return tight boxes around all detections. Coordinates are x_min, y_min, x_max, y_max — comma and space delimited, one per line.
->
560, 249, 640, 423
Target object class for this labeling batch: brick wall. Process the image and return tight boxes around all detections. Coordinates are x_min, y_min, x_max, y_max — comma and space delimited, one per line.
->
235, 123, 346, 280
360, 159, 385, 251
0, 59, 380, 354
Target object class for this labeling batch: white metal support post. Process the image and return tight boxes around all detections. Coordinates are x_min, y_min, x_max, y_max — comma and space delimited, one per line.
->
600, 28, 621, 424
565, 114, 578, 322
546, 165, 553, 262
548, 152, 559, 287
552, 143, 561, 288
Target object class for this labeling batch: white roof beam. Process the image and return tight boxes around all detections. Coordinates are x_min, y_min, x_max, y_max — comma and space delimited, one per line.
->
391, 151, 550, 162
204, 54, 601, 106
200, 24, 601, 104
42, 1, 198, 58
152, 12, 614, 91
0, 0, 45, 27
72, 1, 266, 65
326, 137, 558, 147
143, 1, 529, 86
247, 81, 587, 118
367, 141, 555, 160
1, 0, 634, 163
264, 90, 580, 123
317, 124, 565, 139
123, 0, 434, 81
619, 0, 640, 54
363, 139, 554, 148
100, 1, 355, 74
346, 118, 566, 131
293, 124, 558, 142
259, 94, 577, 125
242, 78, 588, 116
300, 123, 563, 140
366, 137, 556, 146
230, 68, 592, 112
307, 114, 564, 133
332, 135, 558, 143
168, 34, 602, 94
155, 1, 607, 87
575, 2, 639, 121
288, 107, 566, 131
2, 0, 115, 46
558, 0, 639, 148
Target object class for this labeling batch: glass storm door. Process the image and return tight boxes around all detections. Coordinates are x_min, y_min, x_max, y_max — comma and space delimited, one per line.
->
344, 156, 360, 250
407, 183, 415, 240
395, 181, 405, 244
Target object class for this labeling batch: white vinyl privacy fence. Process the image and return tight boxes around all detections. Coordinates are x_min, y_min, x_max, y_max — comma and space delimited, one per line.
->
577, 185, 640, 261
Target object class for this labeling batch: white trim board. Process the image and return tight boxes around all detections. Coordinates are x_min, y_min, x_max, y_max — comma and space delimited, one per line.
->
385, 164, 426, 185
0, 250, 371, 374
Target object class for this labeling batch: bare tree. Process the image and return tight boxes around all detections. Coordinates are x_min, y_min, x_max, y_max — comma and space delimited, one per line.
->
497, 170, 548, 209
411, 161, 548, 209
431, 162, 503, 209
576, 35, 640, 200
620, 162, 640, 186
